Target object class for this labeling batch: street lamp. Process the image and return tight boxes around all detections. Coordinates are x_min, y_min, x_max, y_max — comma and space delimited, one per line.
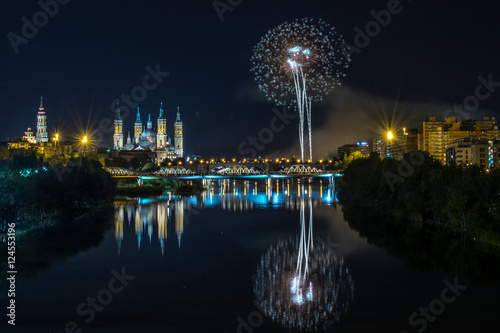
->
82, 136, 88, 158
53, 133, 59, 155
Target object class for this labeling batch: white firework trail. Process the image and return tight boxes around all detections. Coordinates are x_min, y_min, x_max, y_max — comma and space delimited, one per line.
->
251, 18, 350, 161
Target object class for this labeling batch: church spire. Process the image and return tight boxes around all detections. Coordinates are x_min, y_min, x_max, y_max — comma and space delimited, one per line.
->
39, 96, 44, 111
159, 101, 165, 119
147, 113, 153, 130
176, 106, 181, 122
136, 107, 141, 123
115, 102, 122, 120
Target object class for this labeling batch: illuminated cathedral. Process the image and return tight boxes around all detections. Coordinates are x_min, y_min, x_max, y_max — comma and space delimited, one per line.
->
113, 102, 183, 162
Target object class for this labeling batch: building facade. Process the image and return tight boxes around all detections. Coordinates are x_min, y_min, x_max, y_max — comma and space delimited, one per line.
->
113, 102, 184, 163
337, 142, 369, 159
35, 97, 48, 143
446, 138, 500, 169
392, 128, 418, 160
423, 116, 499, 164
369, 128, 418, 160
174, 107, 183, 158
8, 98, 97, 159
113, 105, 124, 150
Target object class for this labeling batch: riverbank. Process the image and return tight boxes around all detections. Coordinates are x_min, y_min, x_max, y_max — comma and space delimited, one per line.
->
115, 178, 205, 197
1, 156, 115, 236
337, 153, 500, 248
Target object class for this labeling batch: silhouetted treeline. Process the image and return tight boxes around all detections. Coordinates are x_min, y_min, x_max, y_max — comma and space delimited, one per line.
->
0, 152, 115, 233
337, 152, 500, 246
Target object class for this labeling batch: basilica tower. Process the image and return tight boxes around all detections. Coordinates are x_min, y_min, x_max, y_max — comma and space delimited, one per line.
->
113, 104, 123, 150
174, 106, 183, 158
157, 102, 167, 149
35, 96, 48, 143
134, 107, 142, 144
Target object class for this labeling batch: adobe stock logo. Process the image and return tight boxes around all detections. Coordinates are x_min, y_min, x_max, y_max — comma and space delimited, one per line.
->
401, 277, 467, 333
443, 74, 500, 121
50, 267, 135, 333
213, 0, 243, 22
7, 0, 71, 54
341, 0, 405, 58
93, 64, 169, 147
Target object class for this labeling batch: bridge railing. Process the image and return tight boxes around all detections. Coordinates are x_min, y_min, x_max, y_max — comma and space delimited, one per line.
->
107, 165, 342, 177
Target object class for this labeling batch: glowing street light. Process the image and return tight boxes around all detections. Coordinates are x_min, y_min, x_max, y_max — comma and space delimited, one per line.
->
53, 133, 59, 151
387, 131, 393, 140
82, 135, 88, 158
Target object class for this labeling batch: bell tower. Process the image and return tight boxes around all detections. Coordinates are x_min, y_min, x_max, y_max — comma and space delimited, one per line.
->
157, 102, 167, 149
134, 107, 142, 144
113, 103, 123, 150
174, 106, 183, 158
36, 96, 48, 143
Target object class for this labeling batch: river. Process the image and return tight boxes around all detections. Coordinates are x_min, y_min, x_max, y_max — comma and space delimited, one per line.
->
5, 178, 500, 332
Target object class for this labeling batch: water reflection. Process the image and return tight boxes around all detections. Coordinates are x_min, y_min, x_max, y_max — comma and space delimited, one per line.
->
113, 178, 336, 256
114, 199, 187, 256
201, 177, 336, 210
112, 179, 353, 328
253, 194, 354, 330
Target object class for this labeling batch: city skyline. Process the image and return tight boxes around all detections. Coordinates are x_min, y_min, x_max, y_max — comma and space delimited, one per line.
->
2, 2, 500, 332
1, 0, 499, 157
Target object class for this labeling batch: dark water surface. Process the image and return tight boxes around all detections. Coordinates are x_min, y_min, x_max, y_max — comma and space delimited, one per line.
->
3, 178, 500, 332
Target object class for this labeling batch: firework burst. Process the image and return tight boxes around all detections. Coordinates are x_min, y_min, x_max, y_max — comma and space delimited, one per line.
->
251, 18, 350, 161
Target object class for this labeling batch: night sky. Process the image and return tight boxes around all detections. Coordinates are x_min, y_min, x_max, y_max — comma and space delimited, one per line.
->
1, 0, 499, 158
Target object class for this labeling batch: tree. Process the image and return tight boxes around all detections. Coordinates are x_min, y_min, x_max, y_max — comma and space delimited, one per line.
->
0, 146, 9, 160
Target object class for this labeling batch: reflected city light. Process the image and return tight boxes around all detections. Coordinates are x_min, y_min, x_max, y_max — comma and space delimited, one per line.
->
113, 178, 339, 258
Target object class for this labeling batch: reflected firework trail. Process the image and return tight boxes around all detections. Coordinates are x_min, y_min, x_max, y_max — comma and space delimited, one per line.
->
251, 18, 350, 161
253, 197, 354, 330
